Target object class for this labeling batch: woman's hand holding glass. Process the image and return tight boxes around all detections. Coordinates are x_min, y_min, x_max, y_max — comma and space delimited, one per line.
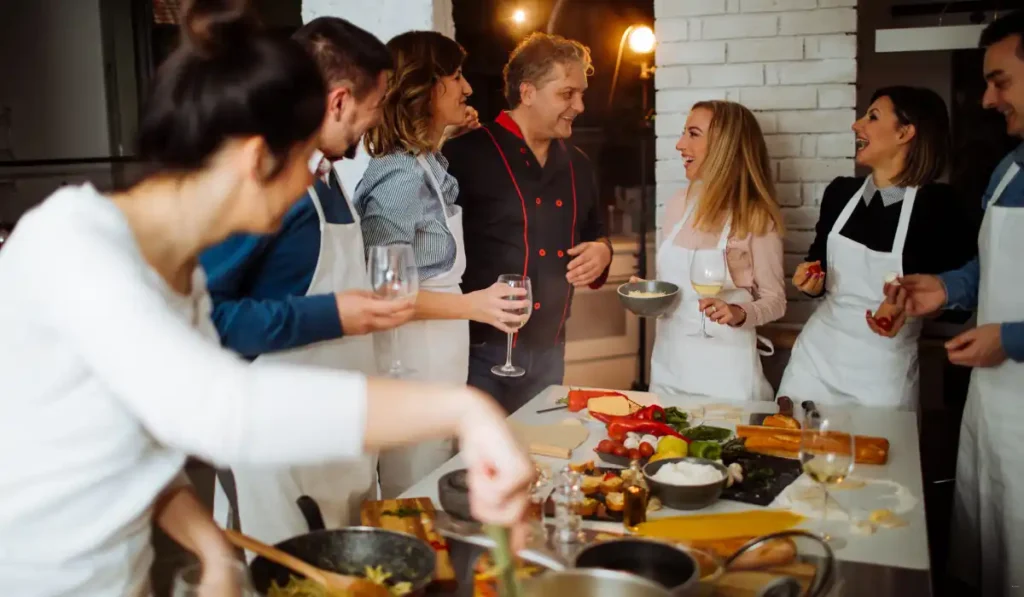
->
689, 249, 727, 338
467, 282, 530, 334
491, 274, 533, 378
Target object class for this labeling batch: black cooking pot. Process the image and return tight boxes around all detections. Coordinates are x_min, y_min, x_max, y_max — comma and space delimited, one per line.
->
247, 496, 436, 596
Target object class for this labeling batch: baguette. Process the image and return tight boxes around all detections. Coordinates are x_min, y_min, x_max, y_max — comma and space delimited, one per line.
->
736, 426, 889, 465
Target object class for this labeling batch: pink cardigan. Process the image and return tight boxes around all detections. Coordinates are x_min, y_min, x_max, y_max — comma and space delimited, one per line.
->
660, 189, 786, 329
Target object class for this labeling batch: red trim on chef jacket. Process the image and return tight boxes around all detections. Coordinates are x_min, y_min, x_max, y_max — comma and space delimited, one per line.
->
483, 116, 579, 346
555, 143, 578, 346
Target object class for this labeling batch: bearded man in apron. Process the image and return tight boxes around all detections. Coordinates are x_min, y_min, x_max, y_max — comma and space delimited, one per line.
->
198, 18, 413, 547
901, 11, 1024, 595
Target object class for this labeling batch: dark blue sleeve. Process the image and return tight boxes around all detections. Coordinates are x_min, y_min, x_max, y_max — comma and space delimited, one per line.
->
200, 203, 343, 359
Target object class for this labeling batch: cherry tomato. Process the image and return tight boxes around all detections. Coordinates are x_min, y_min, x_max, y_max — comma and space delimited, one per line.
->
807, 262, 823, 276
613, 445, 629, 457
639, 442, 655, 458
596, 439, 615, 453
628, 448, 642, 461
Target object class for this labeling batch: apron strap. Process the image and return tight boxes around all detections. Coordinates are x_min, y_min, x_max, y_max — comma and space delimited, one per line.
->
659, 193, 699, 253
756, 335, 775, 357
891, 186, 918, 255
989, 162, 1021, 208
307, 183, 327, 232
832, 177, 869, 233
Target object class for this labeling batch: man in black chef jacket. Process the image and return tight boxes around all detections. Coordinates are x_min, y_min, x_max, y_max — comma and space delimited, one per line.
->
443, 33, 613, 414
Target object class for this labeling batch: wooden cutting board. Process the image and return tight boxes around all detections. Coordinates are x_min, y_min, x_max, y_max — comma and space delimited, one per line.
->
508, 419, 589, 459
360, 498, 456, 589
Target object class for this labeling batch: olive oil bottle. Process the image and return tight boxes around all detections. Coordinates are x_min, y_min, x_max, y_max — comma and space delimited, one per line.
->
622, 459, 649, 532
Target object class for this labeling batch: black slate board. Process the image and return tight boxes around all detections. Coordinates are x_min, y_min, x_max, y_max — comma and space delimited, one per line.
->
720, 451, 803, 507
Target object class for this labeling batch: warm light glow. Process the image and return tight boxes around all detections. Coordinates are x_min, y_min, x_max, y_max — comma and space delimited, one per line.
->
628, 25, 656, 54
512, 8, 527, 25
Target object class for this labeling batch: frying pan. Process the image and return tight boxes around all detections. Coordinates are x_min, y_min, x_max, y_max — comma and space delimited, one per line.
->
247, 496, 436, 596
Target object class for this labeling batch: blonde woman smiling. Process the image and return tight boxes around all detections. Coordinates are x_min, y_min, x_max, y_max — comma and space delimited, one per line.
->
643, 100, 786, 401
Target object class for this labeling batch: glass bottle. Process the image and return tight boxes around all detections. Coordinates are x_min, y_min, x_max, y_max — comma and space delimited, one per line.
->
622, 459, 650, 532
551, 467, 585, 544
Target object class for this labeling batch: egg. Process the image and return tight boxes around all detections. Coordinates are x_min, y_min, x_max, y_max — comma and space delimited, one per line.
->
640, 434, 659, 446
623, 437, 640, 450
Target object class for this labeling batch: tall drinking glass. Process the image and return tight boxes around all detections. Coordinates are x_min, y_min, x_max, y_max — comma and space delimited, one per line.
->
689, 249, 727, 338
368, 244, 419, 377
491, 274, 532, 378
799, 410, 855, 546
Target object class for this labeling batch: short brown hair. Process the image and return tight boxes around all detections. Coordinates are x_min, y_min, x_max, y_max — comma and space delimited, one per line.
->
364, 31, 466, 156
502, 33, 593, 108
871, 86, 950, 187
292, 17, 392, 99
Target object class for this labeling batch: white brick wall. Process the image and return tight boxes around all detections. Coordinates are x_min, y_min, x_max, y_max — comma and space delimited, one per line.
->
654, 0, 857, 323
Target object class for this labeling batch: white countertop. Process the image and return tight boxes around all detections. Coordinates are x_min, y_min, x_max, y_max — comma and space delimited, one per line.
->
399, 386, 931, 572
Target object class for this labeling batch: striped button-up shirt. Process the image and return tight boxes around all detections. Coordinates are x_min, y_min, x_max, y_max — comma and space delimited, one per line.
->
353, 151, 459, 281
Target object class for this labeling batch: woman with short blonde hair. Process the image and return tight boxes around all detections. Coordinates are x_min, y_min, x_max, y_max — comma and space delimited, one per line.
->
646, 99, 786, 401
354, 31, 527, 497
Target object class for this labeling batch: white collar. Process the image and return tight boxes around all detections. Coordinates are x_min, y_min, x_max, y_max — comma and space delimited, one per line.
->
863, 176, 908, 207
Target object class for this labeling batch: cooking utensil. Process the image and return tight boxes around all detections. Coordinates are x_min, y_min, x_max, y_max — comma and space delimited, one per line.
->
247, 497, 436, 597
573, 538, 701, 597
617, 280, 681, 318
537, 404, 569, 414
361, 497, 456, 587
720, 531, 837, 597
226, 529, 389, 597
643, 457, 729, 511
522, 568, 672, 597
485, 525, 521, 597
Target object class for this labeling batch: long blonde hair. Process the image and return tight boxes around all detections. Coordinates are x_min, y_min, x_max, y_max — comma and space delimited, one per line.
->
688, 100, 785, 238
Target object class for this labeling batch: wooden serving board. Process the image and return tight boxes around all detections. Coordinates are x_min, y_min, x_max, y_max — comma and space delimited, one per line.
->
509, 420, 589, 459
360, 498, 456, 589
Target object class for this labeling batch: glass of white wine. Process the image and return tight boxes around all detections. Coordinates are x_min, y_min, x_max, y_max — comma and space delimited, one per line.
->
799, 410, 855, 545
491, 274, 533, 378
689, 249, 727, 338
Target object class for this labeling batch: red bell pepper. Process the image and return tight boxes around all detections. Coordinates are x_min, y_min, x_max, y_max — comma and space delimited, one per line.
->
632, 405, 666, 422
567, 389, 626, 412
601, 416, 689, 442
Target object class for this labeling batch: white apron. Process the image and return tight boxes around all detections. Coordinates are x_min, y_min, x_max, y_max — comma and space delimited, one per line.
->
777, 180, 922, 410
948, 162, 1024, 596
218, 177, 379, 547
376, 154, 468, 499
649, 199, 774, 402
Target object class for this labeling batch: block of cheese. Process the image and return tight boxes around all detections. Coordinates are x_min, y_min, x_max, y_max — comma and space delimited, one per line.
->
587, 395, 642, 417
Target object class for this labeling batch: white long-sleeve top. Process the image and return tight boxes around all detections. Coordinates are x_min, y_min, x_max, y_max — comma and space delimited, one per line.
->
0, 184, 369, 597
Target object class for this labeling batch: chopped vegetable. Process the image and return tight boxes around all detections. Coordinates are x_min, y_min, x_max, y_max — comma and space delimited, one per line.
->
688, 440, 723, 461
567, 389, 627, 412
682, 425, 732, 442
603, 417, 688, 442
663, 407, 690, 429
632, 405, 666, 422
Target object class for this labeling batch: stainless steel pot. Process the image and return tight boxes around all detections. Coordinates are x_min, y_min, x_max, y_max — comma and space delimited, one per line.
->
522, 568, 672, 597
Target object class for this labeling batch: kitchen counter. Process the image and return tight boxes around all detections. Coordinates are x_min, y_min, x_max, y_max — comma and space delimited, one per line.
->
402, 386, 934, 596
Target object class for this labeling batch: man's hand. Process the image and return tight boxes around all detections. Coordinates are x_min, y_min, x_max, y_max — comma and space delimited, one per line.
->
442, 106, 481, 142
566, 241, 612, 287
945, 324, 1007, 368
336, 290, 414, 336
899, 274, 947, 317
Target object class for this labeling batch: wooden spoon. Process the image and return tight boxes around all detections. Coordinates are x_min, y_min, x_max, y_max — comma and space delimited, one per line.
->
224, 529, 390, 597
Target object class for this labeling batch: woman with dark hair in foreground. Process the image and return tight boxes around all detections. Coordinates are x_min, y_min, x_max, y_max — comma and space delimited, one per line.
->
0, 2, 532, 595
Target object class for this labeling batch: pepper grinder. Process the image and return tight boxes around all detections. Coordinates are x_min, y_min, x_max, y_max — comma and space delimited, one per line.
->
551, 467, 585, 544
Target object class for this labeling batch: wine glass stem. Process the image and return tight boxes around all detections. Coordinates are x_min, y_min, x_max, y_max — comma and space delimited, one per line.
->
701, 311, 708, 336
504, 333, 514, 369
390, 327, 401, 371
821, 483, 830, 539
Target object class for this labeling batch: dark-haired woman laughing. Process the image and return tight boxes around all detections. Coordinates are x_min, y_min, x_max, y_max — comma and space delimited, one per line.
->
779, 86, 978, 410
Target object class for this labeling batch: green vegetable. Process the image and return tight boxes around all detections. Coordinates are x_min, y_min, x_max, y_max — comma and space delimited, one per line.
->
382, 506, 423, 518
689, 440, 723, 461
663, 407, 689, 430
682, 425, 733, 442
485, 525, 520, 597
556, 396, 568, 406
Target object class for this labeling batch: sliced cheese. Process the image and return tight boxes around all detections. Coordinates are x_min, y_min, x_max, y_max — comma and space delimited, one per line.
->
635, 510, 805, 542
587, 395, 633, 417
